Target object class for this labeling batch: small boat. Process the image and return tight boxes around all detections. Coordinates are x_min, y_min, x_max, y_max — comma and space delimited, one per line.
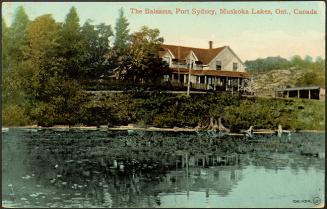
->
2, 127, 9, 133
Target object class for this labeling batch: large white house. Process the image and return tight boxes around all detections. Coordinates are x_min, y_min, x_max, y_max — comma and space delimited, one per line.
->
159, 41, 250, 91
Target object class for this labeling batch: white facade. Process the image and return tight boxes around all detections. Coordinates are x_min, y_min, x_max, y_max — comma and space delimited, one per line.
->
208, 47, 246, 72
162, 46, 245, 72
162, 52, 173, 66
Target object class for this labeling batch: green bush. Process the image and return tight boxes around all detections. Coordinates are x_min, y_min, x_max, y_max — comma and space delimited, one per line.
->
3, 90, 324, 131
2, 104, 32, 126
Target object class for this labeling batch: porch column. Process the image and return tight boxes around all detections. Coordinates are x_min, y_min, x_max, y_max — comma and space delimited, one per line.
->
225, 77, 228, 91
213, 77, 216, 90
237, 78, 240, 92
308, 89, 311, 99
286, 91, 289, 98
205, 75, 207, 90
297, 90, 300, 98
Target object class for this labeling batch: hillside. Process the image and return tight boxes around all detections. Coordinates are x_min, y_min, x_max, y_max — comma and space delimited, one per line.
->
244, 56, 325, 97
247, 68, 304, 97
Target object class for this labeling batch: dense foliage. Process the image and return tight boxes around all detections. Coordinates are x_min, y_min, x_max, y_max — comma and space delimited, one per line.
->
2, 6, 168, 126
78, 92, 324, 131
2, 6, 324, 131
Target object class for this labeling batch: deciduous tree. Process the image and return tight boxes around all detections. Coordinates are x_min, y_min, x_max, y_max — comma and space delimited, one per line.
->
81, 20, 113, 78
128, 26, 168, 83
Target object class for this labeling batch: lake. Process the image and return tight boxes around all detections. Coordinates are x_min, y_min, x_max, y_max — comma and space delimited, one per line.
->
2, 128, 325, 208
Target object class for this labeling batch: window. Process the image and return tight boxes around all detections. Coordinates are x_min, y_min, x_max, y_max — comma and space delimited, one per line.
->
163, 56, 171, 65
187, 59, 194, 69
200, 76, 205, 84
233, 62, 238, 71
216, 61, 222, 70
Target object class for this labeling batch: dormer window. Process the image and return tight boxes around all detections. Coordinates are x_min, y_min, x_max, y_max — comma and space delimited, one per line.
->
233, 63, 238, 71
163, 56, 171, 65
216, 61, 222, 70
187, 59, 195, 69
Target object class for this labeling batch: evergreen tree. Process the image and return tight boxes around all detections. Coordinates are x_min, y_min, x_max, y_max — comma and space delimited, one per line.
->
59, 6, 85, 79
114, 8, 130, 51
2, 7, 31, 125
107, 8, 131, 79
6, 6, 29, 68
2, 18, 10, 71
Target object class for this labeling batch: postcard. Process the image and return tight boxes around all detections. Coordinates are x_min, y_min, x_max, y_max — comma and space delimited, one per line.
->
1, 1, 325, 208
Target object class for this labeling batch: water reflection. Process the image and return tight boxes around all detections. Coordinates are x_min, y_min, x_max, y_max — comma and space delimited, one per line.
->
2, 129, 324, 208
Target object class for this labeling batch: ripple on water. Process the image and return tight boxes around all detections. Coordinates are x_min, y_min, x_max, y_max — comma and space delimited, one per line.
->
2, 129, 325, 208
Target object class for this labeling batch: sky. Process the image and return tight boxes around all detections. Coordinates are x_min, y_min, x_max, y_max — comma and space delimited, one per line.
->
2, 1, 325, 61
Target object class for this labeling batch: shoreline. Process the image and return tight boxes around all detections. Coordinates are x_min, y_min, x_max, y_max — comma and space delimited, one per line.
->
2, 125, 325, 134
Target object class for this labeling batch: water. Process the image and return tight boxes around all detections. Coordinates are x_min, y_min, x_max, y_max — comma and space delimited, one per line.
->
2, 129, 325, 208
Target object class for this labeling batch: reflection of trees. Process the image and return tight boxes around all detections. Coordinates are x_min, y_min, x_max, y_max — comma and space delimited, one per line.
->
19, 130, 245, 207
161, 167, 243, 197
3, 129, 325, 207
248, 152, 324, 172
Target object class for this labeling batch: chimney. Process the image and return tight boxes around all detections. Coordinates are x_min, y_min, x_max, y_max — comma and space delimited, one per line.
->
209, 41, 213, 49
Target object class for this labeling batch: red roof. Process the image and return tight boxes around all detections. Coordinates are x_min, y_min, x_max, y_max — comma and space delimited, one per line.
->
168, 68, 250, 78
159, 44, 225, 65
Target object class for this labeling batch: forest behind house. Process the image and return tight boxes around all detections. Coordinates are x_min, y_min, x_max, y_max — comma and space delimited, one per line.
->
2, 6, 325, 130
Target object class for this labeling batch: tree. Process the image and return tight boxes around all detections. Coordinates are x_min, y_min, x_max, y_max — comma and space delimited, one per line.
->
315, 56, 324, 63
290, 55, 303, 67
114, 8, 130, 51
81, 20, 113, 78
59, 6, 85, 79
2, 9, 31, 125
128, 26, 168, 83
304, 55, 313, 63
21, 14, 85, 126
107, 8, 131, 79
22, 14, 62, 101
114, 26, 169, 83
296, 71, 321, 86
2, 18, 10, 71
5, 6, 29, 69
244, 56, 290, 73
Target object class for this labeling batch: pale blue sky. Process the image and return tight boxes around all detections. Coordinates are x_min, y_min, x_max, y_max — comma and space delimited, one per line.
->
2, 1, 325, 60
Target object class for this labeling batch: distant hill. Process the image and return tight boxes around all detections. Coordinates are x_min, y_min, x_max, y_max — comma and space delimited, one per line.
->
245, 56, 290, 73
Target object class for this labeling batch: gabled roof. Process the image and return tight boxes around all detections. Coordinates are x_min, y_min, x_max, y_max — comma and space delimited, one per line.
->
159, 44, 226, 65
169, 68, 250, 78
